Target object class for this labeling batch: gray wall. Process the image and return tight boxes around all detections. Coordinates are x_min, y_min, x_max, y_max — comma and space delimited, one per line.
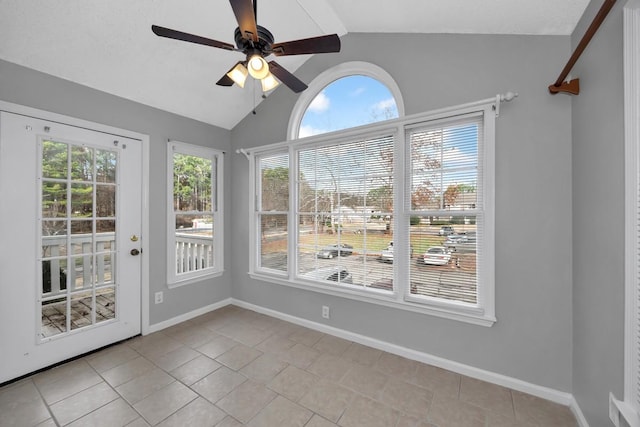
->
230, 33, 576, 392
571, 1, 626, 426
0, 59, 233, 325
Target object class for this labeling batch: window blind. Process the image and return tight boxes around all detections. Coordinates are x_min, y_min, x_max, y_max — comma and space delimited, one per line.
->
406, 114, 483, 305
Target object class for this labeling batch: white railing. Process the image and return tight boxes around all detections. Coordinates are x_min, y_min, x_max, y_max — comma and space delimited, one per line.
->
41, 231, 213, 296
41, 233, 115, 296
175, 232, 213, 274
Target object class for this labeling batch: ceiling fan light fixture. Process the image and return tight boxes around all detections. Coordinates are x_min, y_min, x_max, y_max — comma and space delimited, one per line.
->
247, 54, 269, 80
261, 72, 280, 92
227, 62, 248, 88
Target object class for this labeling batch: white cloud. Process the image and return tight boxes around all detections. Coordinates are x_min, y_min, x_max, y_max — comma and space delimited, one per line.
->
372, 98, 397, 112
350, 87, 366, 97
299, 125, 326, 138
307, 91, 330, 113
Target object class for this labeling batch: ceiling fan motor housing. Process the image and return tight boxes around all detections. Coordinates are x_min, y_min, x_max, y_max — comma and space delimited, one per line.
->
234, 25, 274, 56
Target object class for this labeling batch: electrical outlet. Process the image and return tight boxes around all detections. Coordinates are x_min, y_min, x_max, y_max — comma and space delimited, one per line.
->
322, 305, 330, 319
609, 393, 620, 427
154, 291, 163, 304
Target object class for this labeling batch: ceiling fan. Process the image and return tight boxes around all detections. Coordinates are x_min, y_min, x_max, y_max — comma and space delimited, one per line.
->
151, 0, 341, 93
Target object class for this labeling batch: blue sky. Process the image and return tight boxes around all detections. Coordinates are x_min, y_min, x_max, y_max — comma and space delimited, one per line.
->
299, 75, 398, 138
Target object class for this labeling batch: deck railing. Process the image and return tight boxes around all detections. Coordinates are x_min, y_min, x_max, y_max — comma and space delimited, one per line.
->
41, 232, 213, 296
175, 232, 213, 274
41, 233, 115, 296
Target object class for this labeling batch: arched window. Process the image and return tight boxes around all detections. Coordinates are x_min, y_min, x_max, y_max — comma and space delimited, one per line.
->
288, 62, 404, 140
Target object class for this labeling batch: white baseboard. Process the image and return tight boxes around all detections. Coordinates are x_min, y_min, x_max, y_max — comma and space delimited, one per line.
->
145, 297, 588, 427
231, 298, 589, 426
146, 298, 232, 334
570, 395, 590, 427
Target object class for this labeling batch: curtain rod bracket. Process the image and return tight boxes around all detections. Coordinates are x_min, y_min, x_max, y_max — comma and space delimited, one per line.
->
236, 148, 251, 160
548, 0, 616, 96
549, 79, 580, 95
494, 91, 518, 117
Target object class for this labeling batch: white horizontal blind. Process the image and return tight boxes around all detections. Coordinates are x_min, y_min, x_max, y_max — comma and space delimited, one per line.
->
406, 114, 483, 305
296, 135, 395, 289
256, 152, 289, 273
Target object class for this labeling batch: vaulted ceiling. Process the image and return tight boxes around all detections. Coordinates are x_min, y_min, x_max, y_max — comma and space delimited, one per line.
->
0, 0, 590, 129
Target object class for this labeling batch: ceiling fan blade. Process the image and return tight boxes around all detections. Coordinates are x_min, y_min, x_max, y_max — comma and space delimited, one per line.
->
268, 61, 307, 93
229, 0, 259, 42
152, 25, 235, 51
271, 34, 340, 56
216, 61, 245, 86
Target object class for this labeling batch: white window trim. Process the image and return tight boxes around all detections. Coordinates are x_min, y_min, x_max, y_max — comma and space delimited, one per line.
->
287, 61, 406, 141
167, 141, 224, 287
617, 0, 640, 425
248, 97, 499, 326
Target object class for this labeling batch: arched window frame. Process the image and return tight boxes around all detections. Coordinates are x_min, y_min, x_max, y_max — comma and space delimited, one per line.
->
287, 61, 405, 140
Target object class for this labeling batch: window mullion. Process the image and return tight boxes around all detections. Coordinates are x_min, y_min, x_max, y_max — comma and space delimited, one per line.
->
394, 127, 407, 302
289, 146, 297, 280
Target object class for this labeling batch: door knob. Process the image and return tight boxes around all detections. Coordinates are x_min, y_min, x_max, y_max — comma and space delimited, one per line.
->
130, 248, 141, 256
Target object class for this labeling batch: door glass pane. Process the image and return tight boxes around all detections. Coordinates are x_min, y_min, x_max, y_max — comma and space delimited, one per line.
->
41, 259, 67, 295
71, 183, 93, 217
96, 185, 116, 217
96, 253, 114, 285
97, 219, 115, 234
42, 141, 68, 179
96, 149, 117, 183
42, 221, 67, 258
96, 287, 116, 323
71, 219, 93, 234
41, 297, 67, 338
70, 255, 93, 290
42, 182, 67, 217
70, 146, 94, 181
70, 291, 93, 331
40, 139, 119, 339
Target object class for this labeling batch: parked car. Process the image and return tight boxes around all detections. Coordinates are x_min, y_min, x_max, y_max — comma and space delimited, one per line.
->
443, 232, 477, 253
316, 243, 354, 259
379, 242, 413, 263
422, 246, 452, 265
438, 226, 455, 236
300, 266, 353, 284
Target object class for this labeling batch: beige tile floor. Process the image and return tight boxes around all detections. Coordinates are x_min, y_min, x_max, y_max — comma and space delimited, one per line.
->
0, 305, 578, 427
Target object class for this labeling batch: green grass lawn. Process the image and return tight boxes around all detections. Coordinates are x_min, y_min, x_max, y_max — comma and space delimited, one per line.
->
263, 227, 447, 255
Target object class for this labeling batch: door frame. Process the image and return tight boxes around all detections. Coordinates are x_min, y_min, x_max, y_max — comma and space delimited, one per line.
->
0, 100, 151, 338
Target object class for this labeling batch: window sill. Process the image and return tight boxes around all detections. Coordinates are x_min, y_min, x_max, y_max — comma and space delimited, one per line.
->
168, 270, 224, 289
248, 272, 496, 327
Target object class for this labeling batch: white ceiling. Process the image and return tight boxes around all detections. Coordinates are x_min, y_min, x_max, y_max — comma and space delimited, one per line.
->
0, 0, 590, 130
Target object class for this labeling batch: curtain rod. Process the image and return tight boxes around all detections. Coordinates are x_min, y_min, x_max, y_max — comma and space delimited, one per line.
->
549, 0, 617, 95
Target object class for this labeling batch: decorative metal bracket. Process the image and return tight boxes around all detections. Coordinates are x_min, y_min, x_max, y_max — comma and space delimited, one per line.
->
549, 79, 580, 95
548, 0, 616, 96
236, 148, 251, 160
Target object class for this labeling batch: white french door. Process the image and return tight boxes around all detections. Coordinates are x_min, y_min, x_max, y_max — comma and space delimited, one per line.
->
0, 110, 142, 383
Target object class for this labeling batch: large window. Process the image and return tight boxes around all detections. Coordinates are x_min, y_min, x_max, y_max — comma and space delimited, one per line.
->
250, 98, 496, 325
167, 141, 223, 286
